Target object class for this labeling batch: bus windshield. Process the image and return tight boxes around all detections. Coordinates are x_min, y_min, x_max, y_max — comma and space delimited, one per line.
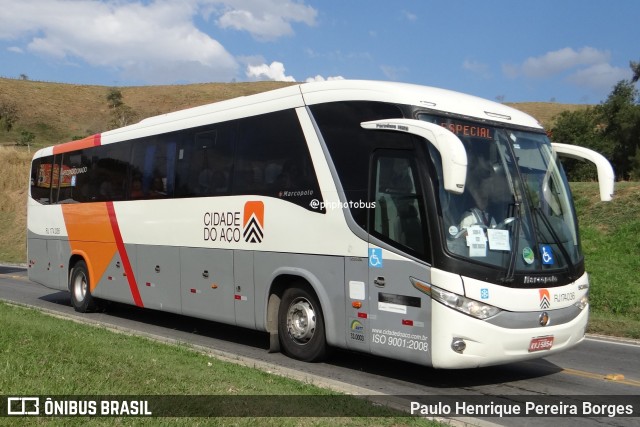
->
419, 114, 581, 275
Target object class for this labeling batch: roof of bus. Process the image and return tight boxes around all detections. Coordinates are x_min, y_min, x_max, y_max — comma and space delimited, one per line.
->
130, 79, 541, 131
36, 80, 542, 158
299, 80, 542, 129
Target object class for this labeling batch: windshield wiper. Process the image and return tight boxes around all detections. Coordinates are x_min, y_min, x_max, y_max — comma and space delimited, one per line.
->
500, 202, 521, 284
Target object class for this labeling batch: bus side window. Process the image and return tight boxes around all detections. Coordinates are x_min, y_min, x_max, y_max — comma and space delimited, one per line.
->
233, 109, 323, 212
47, 155, 61, 204
194, 128, 234, 196
174, 122, 236, 198
370, 150, 430, 261
309, 101, 405, 227
130, 138, 172, 199
30, 156, 54, 204
57, 152, 86, 203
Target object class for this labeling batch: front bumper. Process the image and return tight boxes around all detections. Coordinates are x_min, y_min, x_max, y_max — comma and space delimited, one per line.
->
430, 301, 588, 369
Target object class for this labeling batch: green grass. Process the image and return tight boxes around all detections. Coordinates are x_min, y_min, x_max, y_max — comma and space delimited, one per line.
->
571, 181, 640, 338
0, 211, 26, 263
0, 302, 435, 426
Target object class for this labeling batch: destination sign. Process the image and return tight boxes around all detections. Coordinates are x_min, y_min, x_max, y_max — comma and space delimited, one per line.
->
439, 122, 493, 139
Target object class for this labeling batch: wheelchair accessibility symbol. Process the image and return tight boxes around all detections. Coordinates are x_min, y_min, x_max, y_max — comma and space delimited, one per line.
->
369, 248, 383, 268
540, 245, 555, 265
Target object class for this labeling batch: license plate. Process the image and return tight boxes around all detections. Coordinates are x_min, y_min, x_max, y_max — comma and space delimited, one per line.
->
528, 336, 554, 352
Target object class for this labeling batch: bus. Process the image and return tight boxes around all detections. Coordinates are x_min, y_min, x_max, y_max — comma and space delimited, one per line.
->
27, 80, 614, 369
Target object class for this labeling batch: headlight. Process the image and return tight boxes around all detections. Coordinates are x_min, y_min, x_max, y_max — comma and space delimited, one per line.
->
574, 294, 589, 310
411, 277, 501, 320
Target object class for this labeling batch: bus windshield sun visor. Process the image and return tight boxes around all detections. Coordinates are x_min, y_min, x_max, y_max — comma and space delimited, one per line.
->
361, 119, 467, 194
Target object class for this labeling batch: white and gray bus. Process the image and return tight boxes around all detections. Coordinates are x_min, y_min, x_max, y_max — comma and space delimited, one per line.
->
27, 80, 614, 368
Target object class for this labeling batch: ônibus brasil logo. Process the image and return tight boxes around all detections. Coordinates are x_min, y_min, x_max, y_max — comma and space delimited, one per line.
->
243, 201, 264, 243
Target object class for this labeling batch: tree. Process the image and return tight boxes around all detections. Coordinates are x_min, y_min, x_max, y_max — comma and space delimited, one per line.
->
106, 87, 124, 109
0, 99, 19, 132
109, 104, 138, 128
631, 60, 640, 83
18, 130, 35, 150
598, 80, 640, 180
551, 61, 640, 181
106, 88, 137, 128
551, 107, 604, 180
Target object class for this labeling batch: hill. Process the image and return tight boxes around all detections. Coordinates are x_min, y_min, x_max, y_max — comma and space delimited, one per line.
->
505, 101, 590, 127
0, 78, 295, 147
1, 77, 588, 148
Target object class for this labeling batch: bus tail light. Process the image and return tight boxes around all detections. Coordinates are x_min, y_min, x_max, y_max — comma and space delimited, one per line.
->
411, 277, 501, 320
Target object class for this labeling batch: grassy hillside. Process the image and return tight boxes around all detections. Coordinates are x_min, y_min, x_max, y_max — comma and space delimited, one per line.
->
1, 77, 586, 148
0, 146, 30, 262
570, 182, 640, 337
0, 78, 294, 147
505, 101, 589, 128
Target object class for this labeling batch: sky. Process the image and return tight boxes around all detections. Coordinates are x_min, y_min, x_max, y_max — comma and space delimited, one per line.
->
0, 0, 638, 104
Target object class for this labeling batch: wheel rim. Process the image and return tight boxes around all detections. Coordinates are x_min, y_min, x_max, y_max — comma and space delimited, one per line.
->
73, 271, 87, 303
286, 297, 316, 345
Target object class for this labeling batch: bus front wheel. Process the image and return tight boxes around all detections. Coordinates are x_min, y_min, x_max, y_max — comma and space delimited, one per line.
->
69, 260, 97, 313
278, 286, 327, 362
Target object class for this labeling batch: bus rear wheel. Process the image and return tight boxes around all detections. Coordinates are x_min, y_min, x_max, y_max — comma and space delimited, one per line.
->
278, 286, 327, 362
69, 260, 97, 313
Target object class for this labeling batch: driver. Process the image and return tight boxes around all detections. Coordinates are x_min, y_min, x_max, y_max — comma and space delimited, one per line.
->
459, 160, 497, 231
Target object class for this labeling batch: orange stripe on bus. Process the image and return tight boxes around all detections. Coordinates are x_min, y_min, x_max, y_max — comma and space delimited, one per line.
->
61, 203, 116, 292
53, 134, 101, 155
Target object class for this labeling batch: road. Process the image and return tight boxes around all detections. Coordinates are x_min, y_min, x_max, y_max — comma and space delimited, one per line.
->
1, 264, 639, 426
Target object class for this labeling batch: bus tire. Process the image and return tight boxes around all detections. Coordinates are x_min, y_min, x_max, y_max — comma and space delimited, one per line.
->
69, 260, 97, 313
278, 285, 327, 362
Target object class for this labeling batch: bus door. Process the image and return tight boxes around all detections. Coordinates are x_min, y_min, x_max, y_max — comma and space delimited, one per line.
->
358, 118, 467, 362
366, 148, 432, 363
